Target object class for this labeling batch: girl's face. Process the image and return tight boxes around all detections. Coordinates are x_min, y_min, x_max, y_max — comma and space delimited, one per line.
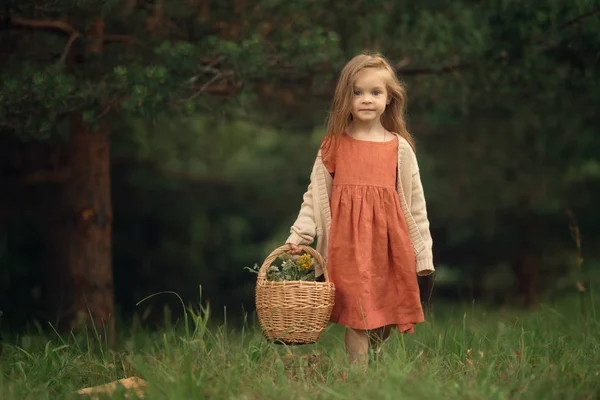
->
350, 68, 390, 124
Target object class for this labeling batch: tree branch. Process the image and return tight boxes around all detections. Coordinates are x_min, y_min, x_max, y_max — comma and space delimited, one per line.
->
58, 32, 80, 65
4, 17, 138, 46
396, 5, 600, 76
292, 5, 600, 79
7, 17, 78, 35
183, 71, 223, 102
552, 5, 600, 33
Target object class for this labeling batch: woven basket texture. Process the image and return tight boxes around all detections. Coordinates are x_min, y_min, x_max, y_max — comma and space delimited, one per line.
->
255, 244, 335, 344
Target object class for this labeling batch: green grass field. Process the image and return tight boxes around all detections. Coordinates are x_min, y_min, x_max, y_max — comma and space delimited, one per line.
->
1, 294, 598, 400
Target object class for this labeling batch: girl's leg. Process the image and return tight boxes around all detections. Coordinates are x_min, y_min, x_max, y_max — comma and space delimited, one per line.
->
345, 328, 369, 365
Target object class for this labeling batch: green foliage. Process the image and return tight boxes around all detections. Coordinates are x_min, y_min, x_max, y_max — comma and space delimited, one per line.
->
3, 0, 599, 132
2, 0, 600, 317
0, 66, 78, 139
1, 0, 345, 138
0, 298, 599, 399
108, 118, 320, 317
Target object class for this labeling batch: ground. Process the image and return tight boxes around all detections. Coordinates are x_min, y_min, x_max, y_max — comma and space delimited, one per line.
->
1, 295, 598, 399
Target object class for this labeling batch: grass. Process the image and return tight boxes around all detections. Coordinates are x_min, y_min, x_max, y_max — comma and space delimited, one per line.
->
1, 294, 599, 400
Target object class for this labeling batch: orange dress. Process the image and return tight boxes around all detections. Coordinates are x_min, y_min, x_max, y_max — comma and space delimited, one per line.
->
324, 133, 424, 333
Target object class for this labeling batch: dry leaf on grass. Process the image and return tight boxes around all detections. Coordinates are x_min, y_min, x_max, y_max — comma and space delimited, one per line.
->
76, 377, 148, 399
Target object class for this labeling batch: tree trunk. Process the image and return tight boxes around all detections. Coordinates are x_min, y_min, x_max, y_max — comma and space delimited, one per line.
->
513, 217, 543, 308
45, 113, 114, 340
519, 251, 541, 308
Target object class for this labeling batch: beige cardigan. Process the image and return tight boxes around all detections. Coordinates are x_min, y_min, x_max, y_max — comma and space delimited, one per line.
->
286, 133, 435, 277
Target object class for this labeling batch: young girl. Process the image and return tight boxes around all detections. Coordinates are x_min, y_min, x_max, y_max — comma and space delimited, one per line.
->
286, 53, 435, 365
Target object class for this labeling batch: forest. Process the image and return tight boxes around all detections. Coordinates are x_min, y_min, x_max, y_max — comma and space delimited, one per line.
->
0, 1, 599, 398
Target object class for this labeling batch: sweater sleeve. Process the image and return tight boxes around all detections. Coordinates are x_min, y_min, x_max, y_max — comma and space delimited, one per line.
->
409, 154, 435, 276
285, 161, 318, 246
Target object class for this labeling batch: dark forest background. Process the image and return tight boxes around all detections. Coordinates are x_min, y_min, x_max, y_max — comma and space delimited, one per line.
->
1, 0, 599, 337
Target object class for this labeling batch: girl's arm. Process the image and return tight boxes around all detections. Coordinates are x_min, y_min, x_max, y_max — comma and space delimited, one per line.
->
285, 161, 318, 246
409, 154, 435, 276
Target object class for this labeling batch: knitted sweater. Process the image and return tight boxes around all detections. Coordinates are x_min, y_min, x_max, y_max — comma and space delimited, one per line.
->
286, 133, 435, 277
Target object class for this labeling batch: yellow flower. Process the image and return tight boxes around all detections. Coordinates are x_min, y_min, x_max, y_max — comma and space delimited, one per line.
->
297, 254, 313, 271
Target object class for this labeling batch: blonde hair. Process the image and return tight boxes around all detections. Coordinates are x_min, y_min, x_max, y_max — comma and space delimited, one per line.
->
322, 52, 415, 162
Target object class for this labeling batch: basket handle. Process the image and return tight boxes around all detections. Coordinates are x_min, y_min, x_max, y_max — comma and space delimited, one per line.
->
257, 244, 330, 282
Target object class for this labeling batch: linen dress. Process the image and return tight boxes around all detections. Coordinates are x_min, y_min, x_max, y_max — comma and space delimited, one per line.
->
324, 133, 425, 333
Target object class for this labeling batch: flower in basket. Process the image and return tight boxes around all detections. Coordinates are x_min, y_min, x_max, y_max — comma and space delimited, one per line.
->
245, 251, 319, 282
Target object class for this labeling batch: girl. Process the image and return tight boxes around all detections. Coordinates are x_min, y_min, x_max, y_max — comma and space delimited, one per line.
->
286, 53, 435, 365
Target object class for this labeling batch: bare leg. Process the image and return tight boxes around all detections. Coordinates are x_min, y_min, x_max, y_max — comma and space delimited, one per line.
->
345, 328, 369, 366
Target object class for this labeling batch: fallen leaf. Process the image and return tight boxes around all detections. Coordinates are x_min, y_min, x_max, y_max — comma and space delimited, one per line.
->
76, 377, 148, 399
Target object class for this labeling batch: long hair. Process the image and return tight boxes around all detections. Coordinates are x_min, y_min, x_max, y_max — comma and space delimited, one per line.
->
322, 53, 415, 163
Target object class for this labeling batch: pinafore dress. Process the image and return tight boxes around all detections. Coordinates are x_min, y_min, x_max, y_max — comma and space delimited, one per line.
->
324, 133, 424, 333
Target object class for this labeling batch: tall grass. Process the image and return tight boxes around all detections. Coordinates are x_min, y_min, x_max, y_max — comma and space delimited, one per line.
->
1, 292, 599, 400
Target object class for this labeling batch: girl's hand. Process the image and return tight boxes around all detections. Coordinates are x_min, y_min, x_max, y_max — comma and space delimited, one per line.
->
288, 244, 302, 254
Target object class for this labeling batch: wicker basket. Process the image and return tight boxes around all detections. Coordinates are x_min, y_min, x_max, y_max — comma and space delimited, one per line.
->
255, 244, 335, 344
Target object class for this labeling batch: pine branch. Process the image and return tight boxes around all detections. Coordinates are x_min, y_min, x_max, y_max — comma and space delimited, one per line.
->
4, 17, 137, 45
7, 17, 78, 35
396, 5, 600, 76
549, 5, 600, 35
2, 16, 139, 67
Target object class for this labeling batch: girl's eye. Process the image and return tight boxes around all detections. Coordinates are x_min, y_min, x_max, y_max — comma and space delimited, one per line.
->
373, 90, 381, 96
353, 90, 361, 96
